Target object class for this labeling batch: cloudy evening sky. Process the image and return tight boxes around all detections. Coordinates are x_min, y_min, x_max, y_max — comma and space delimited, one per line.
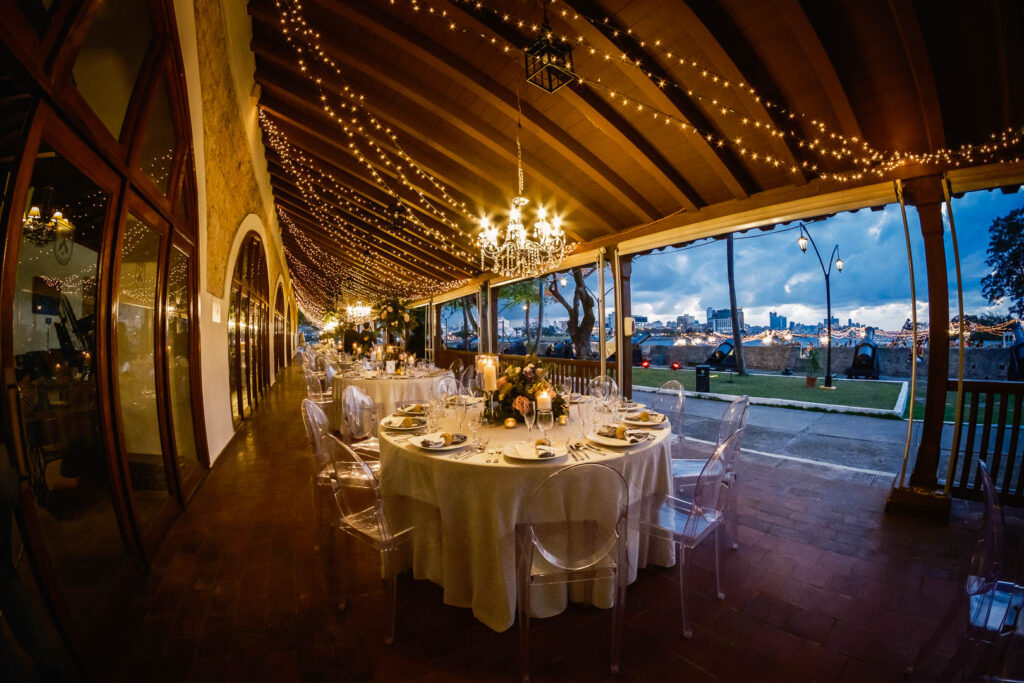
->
481, 187, 1024, 335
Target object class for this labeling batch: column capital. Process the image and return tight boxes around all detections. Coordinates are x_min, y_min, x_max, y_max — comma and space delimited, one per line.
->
900, 174, 945, 207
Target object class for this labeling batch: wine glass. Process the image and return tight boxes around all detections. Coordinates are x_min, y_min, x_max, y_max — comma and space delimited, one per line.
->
537, 410, 554, 440
472, 412, 490, 452
454, 395, 467, 430
522, 400, 536, 432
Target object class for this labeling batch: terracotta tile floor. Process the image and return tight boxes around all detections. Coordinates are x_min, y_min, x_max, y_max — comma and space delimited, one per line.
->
102, 363, 1021, 681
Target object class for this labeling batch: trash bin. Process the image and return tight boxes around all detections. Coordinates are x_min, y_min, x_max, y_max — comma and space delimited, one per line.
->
696, 364, 710, 393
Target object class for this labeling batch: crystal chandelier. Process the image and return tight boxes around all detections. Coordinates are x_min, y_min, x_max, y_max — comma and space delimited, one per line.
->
22, 187, 76, 264
478, 116, 566, 278
345, 301, 373, 324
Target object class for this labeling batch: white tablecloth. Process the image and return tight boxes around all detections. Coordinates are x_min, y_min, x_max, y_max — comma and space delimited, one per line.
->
329, 372, 450, 432
379, 416, 674, 632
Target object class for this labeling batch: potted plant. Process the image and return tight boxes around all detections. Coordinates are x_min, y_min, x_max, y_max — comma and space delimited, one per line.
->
805, 348, 821, 388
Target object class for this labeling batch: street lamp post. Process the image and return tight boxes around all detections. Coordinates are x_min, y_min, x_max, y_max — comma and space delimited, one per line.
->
797, 224, 844, 388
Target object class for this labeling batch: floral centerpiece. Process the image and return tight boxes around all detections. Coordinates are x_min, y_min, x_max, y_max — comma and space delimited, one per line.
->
491, 355, 568, 422
376, 298, 418, 345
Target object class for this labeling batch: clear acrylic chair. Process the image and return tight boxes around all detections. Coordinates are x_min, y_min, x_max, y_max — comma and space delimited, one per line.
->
321, 435, 413, 645
650, 379, 685, 447
301, 399, 335, 550
449, 358, 463, 378
324, 362, 336, 385
671, 395, 748, 549
460, 365, 478, 393
342, 385, 381, 458
909, 460, 1023, 680
433, 376, 460, 401
589, 374, 619, 402
639, 430, 739, 637
304, 368, 331, 408
516, 463, 629, 682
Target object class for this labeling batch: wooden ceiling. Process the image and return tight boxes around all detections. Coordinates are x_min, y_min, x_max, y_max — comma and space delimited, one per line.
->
247, 0, 1024, 318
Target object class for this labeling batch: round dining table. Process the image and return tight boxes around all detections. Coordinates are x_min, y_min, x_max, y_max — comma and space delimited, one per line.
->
328, 369, 452, 432
378, 412, 675, 632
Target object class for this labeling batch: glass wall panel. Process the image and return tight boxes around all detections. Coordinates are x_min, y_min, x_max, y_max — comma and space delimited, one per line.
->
70, 0, 152, 138
115, 214, 169, 528
13, 0, 56, 37
10, 142, 126, 626
166, 246, 199, 482
239, 291, 250, 417
228, 292, 239, 424
138, 77, 177, 194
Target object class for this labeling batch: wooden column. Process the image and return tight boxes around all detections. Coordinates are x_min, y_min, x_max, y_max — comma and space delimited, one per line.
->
906, 176, 949, 490
616, 252, 634, 399
487, 281, 499, 354
886, 174, 952, 520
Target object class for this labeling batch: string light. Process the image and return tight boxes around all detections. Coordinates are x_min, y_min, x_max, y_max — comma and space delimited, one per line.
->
384, 0, 1023, 183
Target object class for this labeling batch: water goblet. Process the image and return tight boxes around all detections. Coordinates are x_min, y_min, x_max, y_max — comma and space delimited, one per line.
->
537, 410, 554, 440
522, 400, 536, 432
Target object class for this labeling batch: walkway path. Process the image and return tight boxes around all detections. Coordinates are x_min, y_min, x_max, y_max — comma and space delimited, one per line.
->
98, 362, 1006, 682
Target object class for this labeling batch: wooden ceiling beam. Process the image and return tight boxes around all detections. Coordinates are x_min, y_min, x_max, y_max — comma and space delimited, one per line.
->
267, 159, 478, 277
310, 0, 659, 225
271, 184, 463, 282
560, 0, 758, 198
446, 0, 707, 209
259, 110, 465, 243
257, 100, 481, 256
251, 23, 619, 237
774, 0, 864, 141
676, 0, 808, 185
887, 0, 946, 151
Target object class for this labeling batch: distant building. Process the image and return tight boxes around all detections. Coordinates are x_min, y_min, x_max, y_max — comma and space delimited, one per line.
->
677, 314, 700, 331
706, 306, 714, 326
823, 316, 840, 327
710, 307, 744, 334
769, 311, 788, 331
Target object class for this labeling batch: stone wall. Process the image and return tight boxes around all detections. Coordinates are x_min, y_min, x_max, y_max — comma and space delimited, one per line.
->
646, 344, 1016, 380
194, 0, 271, 296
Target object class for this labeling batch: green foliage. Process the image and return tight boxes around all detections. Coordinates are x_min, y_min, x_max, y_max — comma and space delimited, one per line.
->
805, 348, 821, 377
981, 208, 1024, 317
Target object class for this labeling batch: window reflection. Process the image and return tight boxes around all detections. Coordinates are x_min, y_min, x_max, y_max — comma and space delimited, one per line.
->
70, 0, 152, 139
138, 77, 177, 194
166, 247, 199, 483
116, 214, 170, 527
11, 143, 126, 626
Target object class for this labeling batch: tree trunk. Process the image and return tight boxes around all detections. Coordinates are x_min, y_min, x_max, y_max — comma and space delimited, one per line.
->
727, 234, 747, 375
535, 280, 544, 354
523, 302, 531, 352
461, 301, 470, 351
549, 267, 597, 359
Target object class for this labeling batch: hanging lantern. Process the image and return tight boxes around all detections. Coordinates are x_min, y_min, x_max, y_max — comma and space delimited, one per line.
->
524, 6, 575, 93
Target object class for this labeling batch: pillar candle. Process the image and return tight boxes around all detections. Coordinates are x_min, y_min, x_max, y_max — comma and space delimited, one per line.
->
483, 363, 497, 391
537, 390, 552, 411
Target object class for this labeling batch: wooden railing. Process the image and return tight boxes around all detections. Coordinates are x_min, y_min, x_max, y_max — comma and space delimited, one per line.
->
946, 379, 1024, 504
435, 347, 616, 394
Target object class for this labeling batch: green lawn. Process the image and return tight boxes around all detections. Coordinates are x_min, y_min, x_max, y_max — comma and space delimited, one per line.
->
632, 367, 904, 411
905, 382, 1020, 423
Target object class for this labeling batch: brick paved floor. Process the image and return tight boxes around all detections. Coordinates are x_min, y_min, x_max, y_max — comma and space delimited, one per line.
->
101, 362, 1020, 681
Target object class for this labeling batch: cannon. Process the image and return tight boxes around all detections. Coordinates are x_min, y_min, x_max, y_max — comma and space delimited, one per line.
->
845, 326, 880, 379
1010, 321, 1024, 381
704, 339, 736, 370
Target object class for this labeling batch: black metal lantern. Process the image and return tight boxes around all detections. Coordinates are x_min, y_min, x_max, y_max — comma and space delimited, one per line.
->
525, 16, 575, 93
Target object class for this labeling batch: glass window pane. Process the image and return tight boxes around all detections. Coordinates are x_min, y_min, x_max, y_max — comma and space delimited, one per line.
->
13, 0, 57, 37
166, 246, 199, 481
228, 290, 239, 424
10, 142, 127, 627
239, 292, 249, 417
138, 77, 177, 194
70, 0, 153, 139
0, 49, 35, 225
116, 214, 170, 528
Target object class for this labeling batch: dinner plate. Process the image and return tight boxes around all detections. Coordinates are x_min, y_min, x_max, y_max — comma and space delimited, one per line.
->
503, 441, 568, 462
615, 400, 646, 411
381, 416, 427, 430
397, 405, 427, 416
586, 431, 653, 448
409, 432, 470, 452
621, 413, 669, 428
446, 394, 485, 405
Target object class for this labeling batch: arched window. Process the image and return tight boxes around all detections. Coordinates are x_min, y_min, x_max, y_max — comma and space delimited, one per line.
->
274, 285, 285, 375
228, 233, 269, 425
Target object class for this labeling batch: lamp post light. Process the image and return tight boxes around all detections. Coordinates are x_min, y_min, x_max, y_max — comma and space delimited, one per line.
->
797, 224, 844, 388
